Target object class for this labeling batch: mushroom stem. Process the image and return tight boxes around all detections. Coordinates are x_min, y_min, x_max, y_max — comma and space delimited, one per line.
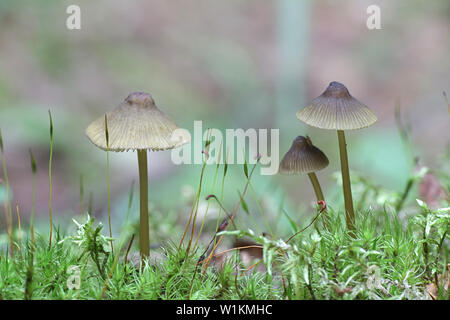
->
307, 172, 324, 201
307, 172, 329, 229
137, 149, 150, 260
337, 130, 355, 232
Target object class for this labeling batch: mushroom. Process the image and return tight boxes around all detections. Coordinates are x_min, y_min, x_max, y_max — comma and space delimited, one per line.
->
279, 135, 329, 203
296, 81, 377, 231
86, 92, 190, 259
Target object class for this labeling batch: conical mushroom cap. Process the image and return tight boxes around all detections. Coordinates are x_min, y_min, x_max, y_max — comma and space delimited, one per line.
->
86, 92, 190, 151
296, 81, 377, 130
279, 136, 329, 175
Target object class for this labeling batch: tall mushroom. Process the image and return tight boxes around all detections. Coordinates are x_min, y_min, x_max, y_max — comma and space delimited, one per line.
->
296, 82, 377, 231
279, 135, 329, 203
86, 92, 190, 259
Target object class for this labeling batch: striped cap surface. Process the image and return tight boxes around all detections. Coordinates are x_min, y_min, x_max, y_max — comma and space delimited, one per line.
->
86, 92, 190, 152
279, 136, 329, 174
296, 82, 377, 130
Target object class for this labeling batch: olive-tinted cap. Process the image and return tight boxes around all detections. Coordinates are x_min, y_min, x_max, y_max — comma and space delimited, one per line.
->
279, 136, 329, 174
296, 81, 377, 130
86, 92, 190, 151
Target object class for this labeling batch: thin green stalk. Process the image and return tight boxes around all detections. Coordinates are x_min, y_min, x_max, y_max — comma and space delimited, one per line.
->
193, 157, 221, 250
179, 193, 198, 250
104, 115, 113, 254
24, 148, 37, 300
194, 139, 223, 247
187, 131, 213, 253
0, 129, 13, 255
180, 132, 212, 254
337, 130, 355, 233
214, 152, 229, 246
16, 204, 22, 254
48, 110, 53, 248
125, 180, 135, 224
395, 178, 413, 212
29, 149, 36, 242
237, 152, 263, 234
186, 161, 207, 255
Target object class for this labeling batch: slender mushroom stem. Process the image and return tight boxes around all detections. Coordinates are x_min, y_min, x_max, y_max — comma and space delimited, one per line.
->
337, 130, 355, 232
307, 172, 324, 201
137, 149, 150, 260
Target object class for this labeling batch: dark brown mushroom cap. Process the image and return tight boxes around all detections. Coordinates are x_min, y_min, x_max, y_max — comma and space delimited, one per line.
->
279, 136, 329, 174
296, 81, 377, 130
86, 92, 190, 152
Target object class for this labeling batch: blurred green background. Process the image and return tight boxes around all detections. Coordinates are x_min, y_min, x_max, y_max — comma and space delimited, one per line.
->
0, 0, 448, 237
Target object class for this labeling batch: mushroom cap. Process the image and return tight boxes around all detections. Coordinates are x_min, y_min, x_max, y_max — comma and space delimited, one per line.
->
296, 81, 377, 130
279, 136, 329, 175
86, 92, 190, 152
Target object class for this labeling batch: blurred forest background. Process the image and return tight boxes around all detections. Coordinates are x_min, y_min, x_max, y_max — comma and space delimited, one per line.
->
0, 0, 448, 238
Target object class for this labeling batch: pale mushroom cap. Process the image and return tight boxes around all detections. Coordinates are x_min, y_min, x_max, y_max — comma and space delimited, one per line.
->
86, 92, 191, 151
279, 136, 329, 175
296, 81, 377, 130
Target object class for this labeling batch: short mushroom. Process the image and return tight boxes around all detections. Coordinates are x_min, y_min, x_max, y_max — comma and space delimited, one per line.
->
279, 135, 329, 203
86, 92, 190, 259
296, 81, 377, 231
